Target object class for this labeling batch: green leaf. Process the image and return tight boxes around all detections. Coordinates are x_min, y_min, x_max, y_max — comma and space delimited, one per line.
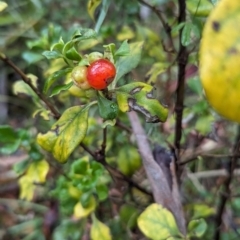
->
80, 192, 92, 208
42, 50, 62, 60
115, 40, 130, 57
72, 28, 98, 43
0, 125, 21, 154
0, 1, 7, 12
87, 0, 102, 20
90, 214, 112, 240
117, 146, 142, 176
187, 0, 214, 17
112, 41, 144, 88
43, 68, 72, 94
137, 204, 181, 240
50, 38, 64, 52
116, 82, 168, 123
120, 205, 139, 229
188, 219, 207, 238
49, 82, 73, 97
181, 22, 192, 46
65, 47, 82, 61
97, 94, 119, 120
96, 184, 108, 201
37, 105, 94, 163
72, 158, 89, 175
22, 51, 44, 64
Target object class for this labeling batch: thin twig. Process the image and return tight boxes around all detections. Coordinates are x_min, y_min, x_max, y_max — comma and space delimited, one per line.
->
137, 0, 175, 53
116, 120, 132, 134
214, 125, 240, 240
180, 153, 240, 166
0, 53, 60, 119
174, 0, 188, 165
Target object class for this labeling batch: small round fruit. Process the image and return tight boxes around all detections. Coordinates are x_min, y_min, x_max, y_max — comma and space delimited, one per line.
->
88, 52, 103, 64
71, 66, 91, 90
87, 59, 116, 90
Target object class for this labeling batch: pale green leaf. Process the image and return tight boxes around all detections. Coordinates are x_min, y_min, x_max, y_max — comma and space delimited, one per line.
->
146, 62, 169, 84
187, 0, 214, 17
138, 204, 181, 240
188, 218, 207, 238
90, 214, 112, 240
112, 42, 143, 88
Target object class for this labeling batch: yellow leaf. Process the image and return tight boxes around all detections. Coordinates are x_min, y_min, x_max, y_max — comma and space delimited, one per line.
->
73, 196, 96, 219
200, 1, 240, 123
137, 204, 180, 240
27, 160, 49, 183
19, 175, 35, 201
18, 160, 49, 201
90, 214, 112, 240
0, 1, 7, 12
87, 0, 102, 20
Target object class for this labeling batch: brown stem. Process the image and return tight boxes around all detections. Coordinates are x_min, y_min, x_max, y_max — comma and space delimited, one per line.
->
214, 125, 240, 240
174, 0, 188, 165
137, 0, 175, 53
0, 54, 60, 119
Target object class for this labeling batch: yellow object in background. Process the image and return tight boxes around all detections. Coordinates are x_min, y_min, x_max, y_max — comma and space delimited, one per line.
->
200, 0, 240, 123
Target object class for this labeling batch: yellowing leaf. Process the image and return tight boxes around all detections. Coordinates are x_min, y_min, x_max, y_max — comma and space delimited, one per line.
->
19, 160, 49, 201
73, 196, 96, 219
200, 1, 240, 123
37, 105, 92, 163
137, 204, 181, 240
87, 0, 102, 20
0, 1, 7, 12
19, 175, 35, 201
116, 82, 168, 123
90, 214, 112, 240
13, 74, 38, 97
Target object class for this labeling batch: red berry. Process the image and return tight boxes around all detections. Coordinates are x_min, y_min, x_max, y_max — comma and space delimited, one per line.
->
86, 59, 116, 90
